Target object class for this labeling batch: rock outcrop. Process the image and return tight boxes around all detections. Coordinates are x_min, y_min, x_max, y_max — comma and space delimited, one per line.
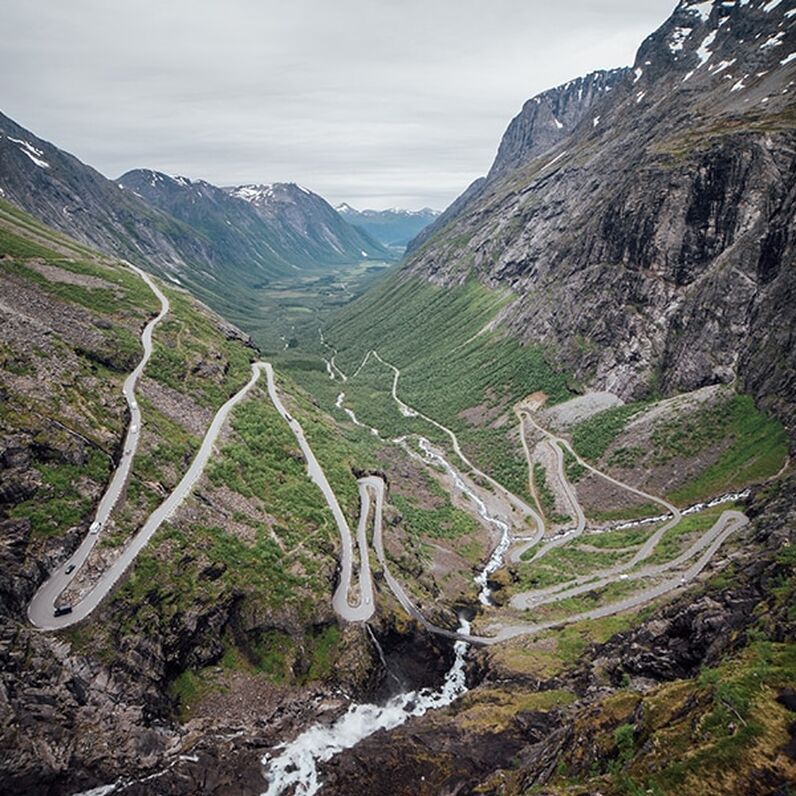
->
405, 0, 796, 437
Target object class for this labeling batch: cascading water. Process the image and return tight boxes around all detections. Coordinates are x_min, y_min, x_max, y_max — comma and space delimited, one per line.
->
261, 618, 471, 796
335, 392, 379, 436
608, 489, 751, 532
259, 401, 506, 794
365, 624, 401, 687
416, 437, 512, 605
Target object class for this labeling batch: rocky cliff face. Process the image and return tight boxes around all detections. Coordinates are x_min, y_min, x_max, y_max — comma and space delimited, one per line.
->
487, 67, 631, 181
407, 67, 629, 253
405, 0, 796, 437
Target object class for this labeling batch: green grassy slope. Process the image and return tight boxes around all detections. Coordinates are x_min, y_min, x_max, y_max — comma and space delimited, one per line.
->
287, 273, 574, 497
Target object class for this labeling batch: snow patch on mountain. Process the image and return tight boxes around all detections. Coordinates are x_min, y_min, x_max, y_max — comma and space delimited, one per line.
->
670, 27, 694, 52
6, 136, 50, 169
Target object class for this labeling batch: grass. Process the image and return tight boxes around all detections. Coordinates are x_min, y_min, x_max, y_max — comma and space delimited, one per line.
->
625, 642, 796, 795
207, 387, 338, 549
571, 403, 647, 461
587, 503, 665, 522
561, 443, 587, 482
9, 448, 110, 539
145, 288, 253, 408
491, 614, 639, 681
665, 395, 787, 505
453, 686, 577, 732
0, 226, 64, 260
577, 524, 659, 550
533, 462, 571, 524
391, 491, 480, 540
645, 506, 734, 565
515, 543, 637, 594
295, 274, 576, 499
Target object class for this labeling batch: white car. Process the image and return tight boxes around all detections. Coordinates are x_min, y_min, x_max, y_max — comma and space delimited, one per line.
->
619, 574, 629, 580
89, 521, 102, 534
131, 424, 138, 432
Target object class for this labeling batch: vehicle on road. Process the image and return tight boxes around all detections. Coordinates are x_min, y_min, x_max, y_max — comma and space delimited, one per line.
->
90, 520, 102, 534
65, 564, 75, 574
53, 604, 72, 617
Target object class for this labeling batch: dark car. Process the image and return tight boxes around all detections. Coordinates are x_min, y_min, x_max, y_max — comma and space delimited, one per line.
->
65, 563, 76, 574
53, 604, 72, 617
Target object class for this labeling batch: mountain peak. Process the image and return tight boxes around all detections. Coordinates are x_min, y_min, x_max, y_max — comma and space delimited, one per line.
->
486, 66, 631, 181
227, 182, 318, 206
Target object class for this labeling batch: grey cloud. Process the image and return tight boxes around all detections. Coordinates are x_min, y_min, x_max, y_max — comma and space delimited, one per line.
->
0, 0, 676, 209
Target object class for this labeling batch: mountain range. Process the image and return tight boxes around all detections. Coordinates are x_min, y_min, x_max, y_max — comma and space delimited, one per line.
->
397, 0, 796, 439
335, 204, 440, 248
0, 112, 395, 323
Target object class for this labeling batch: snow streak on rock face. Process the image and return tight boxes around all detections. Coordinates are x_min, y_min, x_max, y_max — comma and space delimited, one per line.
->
260, 619, 471, 796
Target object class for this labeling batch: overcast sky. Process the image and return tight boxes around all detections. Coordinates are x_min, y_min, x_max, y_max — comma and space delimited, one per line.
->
0, 1, 676, 210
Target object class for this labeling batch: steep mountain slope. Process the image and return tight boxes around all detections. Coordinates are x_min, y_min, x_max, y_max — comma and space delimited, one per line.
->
0, 110, 210, 273
116, 169, 300, 279
408, 67, 630, 253
400, 0, 796, 438
336, 203, 440, 248
0, 199, 482, 792
119, 171, 391, 272
227, 183, 390, 263
486, 67, 631, 181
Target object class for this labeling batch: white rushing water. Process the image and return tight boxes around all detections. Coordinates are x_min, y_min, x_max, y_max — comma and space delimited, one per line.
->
261, 618, 471, 796
416, 438, 511, 605
335, 392, 379, 436
609, 489, 751, 532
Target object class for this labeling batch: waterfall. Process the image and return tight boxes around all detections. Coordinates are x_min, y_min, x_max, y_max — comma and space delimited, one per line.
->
416, 437, 511, 605
261, 618, 471, 796
365, 624, 401, 687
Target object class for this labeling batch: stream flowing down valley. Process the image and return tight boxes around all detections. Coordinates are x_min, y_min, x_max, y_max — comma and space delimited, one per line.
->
260, 618, 471, 796
416, 438, 513, 605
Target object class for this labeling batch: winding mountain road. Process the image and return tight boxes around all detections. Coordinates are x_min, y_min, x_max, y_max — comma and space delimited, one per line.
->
321, 341, 752, 645
29, 361, 267, 630
263, 364, 374, 622
28, 265, 169, 628
29, 291, 753, 646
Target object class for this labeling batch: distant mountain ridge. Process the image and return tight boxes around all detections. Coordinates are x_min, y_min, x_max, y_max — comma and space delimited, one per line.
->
0, 111, 394, 328
336, 203, 440, 248
222, 181, 388, 262
118, 170, 389, 277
